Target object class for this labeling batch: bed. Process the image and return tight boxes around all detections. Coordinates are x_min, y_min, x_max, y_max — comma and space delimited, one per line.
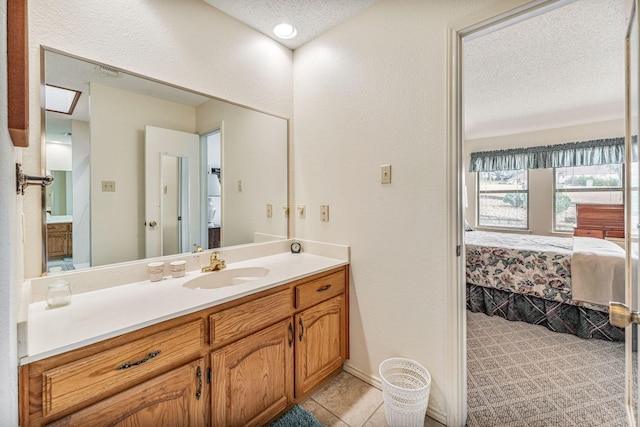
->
465, 230, 625, 341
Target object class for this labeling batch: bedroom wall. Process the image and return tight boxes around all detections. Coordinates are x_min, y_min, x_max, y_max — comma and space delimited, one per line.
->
464, 118, 624, 236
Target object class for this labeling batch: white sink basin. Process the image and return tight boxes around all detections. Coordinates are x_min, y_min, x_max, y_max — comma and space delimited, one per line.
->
183, 267, 270, 290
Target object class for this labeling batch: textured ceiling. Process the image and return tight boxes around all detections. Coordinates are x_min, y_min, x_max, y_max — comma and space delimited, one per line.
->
202, 0, 381, 49
204, 0, 626, 139
464, 0, 626, 140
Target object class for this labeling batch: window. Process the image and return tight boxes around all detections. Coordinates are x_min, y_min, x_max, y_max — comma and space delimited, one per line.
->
477, 169, 528, 229
554, 164, 623, 232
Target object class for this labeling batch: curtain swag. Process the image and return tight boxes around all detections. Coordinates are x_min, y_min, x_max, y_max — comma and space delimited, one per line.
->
469, 137, 635, 172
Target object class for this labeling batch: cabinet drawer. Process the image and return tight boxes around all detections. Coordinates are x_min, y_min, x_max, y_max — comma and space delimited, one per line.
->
574, 228, 604, 238
295, 269, 345, 310
209, 289, 292, 347
47, 223, 70, 232
41, 320, 203, 419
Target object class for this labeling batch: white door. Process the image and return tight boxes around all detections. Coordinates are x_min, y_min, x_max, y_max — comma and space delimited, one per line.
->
610, 1, 640, 424
145, 125, 200, 258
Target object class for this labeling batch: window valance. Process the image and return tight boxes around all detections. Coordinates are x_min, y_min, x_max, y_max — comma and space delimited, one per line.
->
469, 137, 628, 172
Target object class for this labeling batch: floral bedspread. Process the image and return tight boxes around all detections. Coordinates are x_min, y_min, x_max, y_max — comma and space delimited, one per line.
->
465, 231, 574, 304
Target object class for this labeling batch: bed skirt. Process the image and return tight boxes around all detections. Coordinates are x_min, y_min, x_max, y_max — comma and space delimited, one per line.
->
466, 283, 624, 341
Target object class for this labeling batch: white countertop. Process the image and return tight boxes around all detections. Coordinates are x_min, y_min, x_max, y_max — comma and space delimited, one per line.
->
21, 244, 348, 365
47, 215, 73, 224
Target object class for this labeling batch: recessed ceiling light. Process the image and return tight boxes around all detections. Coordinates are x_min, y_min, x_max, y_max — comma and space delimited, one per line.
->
45, 84, 81, 115
273, 23, 297, 40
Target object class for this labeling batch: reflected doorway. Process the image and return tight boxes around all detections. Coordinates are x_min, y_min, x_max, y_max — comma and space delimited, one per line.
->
204, 128, 222, 249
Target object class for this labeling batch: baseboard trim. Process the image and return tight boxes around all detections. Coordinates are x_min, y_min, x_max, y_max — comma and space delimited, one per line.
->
342, 361, 447, 425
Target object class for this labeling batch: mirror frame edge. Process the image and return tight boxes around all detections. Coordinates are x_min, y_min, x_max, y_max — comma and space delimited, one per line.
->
40, 46, 48, 275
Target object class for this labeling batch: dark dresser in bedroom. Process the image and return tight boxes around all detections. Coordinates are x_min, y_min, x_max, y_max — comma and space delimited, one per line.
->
573, 203, 624, 239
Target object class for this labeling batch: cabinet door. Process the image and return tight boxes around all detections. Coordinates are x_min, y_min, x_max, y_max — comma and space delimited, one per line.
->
211, 319, 294, 427
47, 358, 207, 427
47, 231, 67, 259
295, 295, 346, 397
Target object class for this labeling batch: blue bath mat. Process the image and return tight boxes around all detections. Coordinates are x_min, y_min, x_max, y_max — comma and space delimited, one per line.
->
270, 405, 325, 427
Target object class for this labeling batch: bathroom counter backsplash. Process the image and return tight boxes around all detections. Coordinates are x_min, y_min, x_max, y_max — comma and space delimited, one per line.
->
18, 239, 349, 364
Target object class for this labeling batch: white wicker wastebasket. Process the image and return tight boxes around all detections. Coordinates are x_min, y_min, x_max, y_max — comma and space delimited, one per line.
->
379, 358, 431, 427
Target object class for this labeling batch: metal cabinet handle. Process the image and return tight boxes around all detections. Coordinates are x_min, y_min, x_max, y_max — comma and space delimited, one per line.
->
116, 350, 161, 370
148, 220, 157, 228
196, 366, 202, 400
299, 318, 304, 341
316, 284, 332, 292
288, 322, 294, 347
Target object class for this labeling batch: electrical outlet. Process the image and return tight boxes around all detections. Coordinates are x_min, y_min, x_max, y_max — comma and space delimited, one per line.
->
381, 165, 391, 184
102, 180, 116, 192
237, 180, 243, 191
266, 204, 272, 218
320, 205, 329, 222
298, 204, 306, 219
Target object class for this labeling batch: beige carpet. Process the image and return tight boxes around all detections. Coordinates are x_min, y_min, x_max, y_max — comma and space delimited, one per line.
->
467, 311, 629, 427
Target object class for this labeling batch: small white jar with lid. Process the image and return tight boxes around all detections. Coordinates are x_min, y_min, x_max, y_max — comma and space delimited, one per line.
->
46, 279, 72, 308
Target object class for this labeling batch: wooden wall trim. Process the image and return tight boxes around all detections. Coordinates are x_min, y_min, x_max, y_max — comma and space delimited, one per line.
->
7, 0, 29, 147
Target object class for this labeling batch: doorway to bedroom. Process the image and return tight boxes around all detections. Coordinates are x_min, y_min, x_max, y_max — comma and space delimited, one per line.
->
459, 0, 628, 424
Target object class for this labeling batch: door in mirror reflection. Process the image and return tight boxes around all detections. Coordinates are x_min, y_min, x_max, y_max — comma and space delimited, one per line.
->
145, 126, 200, 258
204, 128, 222, 249
161, 154, 188, 256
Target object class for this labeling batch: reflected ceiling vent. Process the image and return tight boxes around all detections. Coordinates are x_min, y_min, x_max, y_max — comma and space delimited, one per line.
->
95, 64, 120, 77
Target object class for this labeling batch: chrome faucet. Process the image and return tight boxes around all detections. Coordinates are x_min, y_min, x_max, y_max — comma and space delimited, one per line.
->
202, 251, 226, 272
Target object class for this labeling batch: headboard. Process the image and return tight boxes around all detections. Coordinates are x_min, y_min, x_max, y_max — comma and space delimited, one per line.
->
574, 203, 624, 239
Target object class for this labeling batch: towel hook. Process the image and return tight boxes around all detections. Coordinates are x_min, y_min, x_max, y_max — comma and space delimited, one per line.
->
16, 163, 54, 195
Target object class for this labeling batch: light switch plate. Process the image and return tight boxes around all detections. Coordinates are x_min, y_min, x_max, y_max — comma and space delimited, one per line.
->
381, 165, 391, 184
320, 205, 329, 222
266, 204, 272, 218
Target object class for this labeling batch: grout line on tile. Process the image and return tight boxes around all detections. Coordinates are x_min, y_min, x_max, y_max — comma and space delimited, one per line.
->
362, 402, 384, 427
310, 396, 352, 427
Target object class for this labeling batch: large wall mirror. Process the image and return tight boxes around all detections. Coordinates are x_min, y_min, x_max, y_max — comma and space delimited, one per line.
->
43, 48, 289, 274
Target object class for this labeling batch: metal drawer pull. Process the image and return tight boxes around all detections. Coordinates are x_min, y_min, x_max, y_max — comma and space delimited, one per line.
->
316, 284, 332, 292
299, 318, 304, 341
116, 350, 161, 370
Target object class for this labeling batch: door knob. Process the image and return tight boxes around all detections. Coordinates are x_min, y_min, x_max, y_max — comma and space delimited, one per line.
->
609, 302, 640, 328
148, 220, 157, 228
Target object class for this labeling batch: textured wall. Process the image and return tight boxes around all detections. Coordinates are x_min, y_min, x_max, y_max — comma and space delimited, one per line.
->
24, 0, 293, 278
292, 0, 507, 423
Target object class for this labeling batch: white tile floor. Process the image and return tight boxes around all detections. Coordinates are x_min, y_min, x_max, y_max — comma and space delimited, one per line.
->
302, 371, 444, 427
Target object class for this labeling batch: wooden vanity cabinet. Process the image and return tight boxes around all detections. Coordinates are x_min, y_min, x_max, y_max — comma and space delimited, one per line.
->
20, 319, 206, 426
211, 319, 294, 427
46, 223, 72, 259
46, 358, 208, 427
19, 265, 349, 427
295, 295, 346, 397
293, 268, 347, 396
